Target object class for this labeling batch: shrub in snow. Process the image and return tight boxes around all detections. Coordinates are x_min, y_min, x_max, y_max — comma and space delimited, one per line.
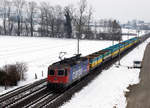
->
16, 62, 28, 81
0, 69, 8, 85
0, 62, 28, 86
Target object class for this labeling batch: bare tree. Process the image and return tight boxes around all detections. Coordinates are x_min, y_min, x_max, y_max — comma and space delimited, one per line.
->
7, 1, 14, 35
75, 0, 87, 38
39, 2, 49, 37
26, 1, 37, 36
24, 17, 29, 36
64, 6, 74, 38
84, 6, 93, 39
94, 21, 97, 39
2, 0, 8, 35
48, 6, 55, 37
112, 20, 122, 40
13, 0, 26, 36
54, 5, 64, 38
74, 0, 87, 54
0, 62, 28, 86
16, 62, 28, 80
39, 3, 45, 36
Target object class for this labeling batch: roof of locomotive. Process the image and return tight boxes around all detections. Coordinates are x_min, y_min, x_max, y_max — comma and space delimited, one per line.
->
48, 54, 88, 69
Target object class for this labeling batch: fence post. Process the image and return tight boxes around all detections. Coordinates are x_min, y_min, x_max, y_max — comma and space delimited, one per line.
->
42, 71, 43, 77
5, 80, 7, 90
35, 73, 37, 79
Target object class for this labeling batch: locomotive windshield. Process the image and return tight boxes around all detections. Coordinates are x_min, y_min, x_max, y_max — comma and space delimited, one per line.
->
48, 69, 55, 75
58, 70, 64, 76
57, 69, 68, 76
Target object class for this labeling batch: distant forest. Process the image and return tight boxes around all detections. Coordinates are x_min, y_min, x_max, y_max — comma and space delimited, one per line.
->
0, 0, 122, 40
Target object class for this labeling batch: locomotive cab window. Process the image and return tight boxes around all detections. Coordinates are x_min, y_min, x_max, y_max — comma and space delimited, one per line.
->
58, 70, 65, 76
48, 69, 55, 75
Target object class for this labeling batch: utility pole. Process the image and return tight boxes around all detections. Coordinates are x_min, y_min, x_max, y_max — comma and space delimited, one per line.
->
112, 35, 114, 46
128, 28, 129, 40
77, 36, 80, 54
137, 30, 140, 38
5, 79, 7, 90
118, 39, 121, 65
136, 27, 140, 44
136, 26, 140, 38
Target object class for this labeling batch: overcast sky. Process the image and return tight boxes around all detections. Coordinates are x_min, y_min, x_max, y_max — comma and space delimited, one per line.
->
29, 0, 150, 23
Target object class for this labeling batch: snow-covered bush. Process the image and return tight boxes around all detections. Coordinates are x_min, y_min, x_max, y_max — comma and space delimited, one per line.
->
0, 62, 28, 86
0, 69, 7, 85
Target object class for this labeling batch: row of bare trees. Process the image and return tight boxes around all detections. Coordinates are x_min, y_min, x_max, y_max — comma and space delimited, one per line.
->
0, 0, 122, 40
0, 0, 37, 36
97, 20, 122, 40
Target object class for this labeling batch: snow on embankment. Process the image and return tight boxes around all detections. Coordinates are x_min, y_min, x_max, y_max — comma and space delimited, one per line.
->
61, 38, 150, 108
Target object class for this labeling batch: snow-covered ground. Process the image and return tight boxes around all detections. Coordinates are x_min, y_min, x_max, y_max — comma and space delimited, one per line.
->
61, 37, 150, 108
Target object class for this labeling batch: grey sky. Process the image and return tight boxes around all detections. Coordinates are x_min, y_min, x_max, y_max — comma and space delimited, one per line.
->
31, 0, 150, 23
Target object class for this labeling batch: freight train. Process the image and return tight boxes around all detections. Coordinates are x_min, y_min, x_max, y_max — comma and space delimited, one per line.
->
47, 37, 140, 88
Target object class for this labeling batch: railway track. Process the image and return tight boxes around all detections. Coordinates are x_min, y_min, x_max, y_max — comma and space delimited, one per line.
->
0, 78, 46, 108
23, 91, 55, 108
23, 91, 59, 108
7, 87, 48, 108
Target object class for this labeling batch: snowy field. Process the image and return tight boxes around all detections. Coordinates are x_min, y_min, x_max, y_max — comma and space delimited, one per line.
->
61, 37, 150, 108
